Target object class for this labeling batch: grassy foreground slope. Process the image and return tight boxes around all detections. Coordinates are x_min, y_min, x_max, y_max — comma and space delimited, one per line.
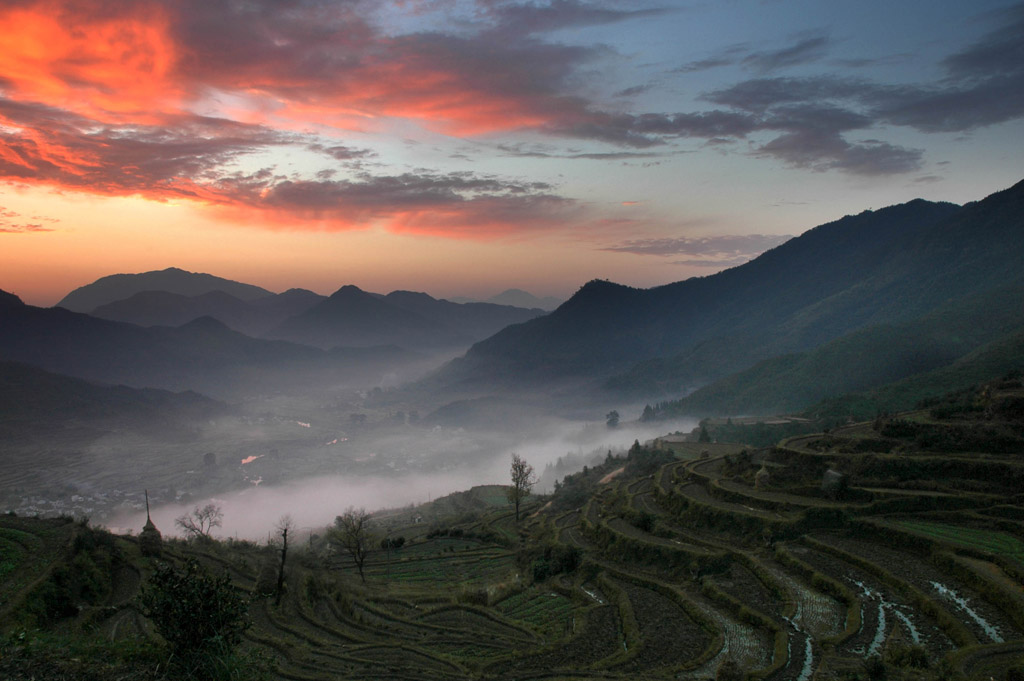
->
3, 380, 1024, 680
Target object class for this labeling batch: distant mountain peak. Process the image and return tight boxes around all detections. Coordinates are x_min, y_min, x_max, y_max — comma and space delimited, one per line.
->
387, 290, 434, 302
485, 288, 563, 311
178, 315, 233, 332
0, 289, 25, 307
566, 279, 637, 303
57, 268, 274, 313
578, 278, 628, 292
330, 284, 368, 297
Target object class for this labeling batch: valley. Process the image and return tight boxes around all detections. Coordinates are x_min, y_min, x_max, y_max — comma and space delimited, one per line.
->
2, 379, 1023, 680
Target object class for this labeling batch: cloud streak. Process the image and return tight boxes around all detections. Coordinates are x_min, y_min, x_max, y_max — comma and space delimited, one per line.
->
602, 234, 793, 266
0, 207, 58, 233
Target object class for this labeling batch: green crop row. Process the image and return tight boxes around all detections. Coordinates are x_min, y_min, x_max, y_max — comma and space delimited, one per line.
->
893, 520, 1024, 562
498, 590, 574, 631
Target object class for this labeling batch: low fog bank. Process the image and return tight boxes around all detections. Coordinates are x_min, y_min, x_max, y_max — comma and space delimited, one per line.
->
111, 468, 495, 541
110, 414, 697, 540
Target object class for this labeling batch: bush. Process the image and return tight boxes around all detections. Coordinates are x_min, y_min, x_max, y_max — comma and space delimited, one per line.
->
140, 559, 252, 678
525, 544, 582, 582
884, 643, 929, 669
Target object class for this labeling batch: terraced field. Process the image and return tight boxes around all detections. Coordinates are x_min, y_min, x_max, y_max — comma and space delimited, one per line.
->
3, 384, 1024, 680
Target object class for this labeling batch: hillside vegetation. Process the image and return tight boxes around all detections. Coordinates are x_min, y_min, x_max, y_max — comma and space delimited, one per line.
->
647, 282, 1024, 419
3, 380, 1024, 680
435, 180, 1023, 408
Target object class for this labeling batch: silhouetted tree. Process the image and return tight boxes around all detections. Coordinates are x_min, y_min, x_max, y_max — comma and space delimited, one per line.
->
507, 453, 536, 522
605, 410, 620, 428
175, 503, 223, 540
275, 515, 294, 605
698, 424, 711, 443
330, 507, 374, 583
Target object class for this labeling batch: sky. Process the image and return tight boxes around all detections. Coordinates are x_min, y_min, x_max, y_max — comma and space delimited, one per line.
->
1, 0, 1022, 307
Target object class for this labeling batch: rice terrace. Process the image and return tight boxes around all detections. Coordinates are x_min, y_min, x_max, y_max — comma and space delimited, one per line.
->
2, 377, 1023, 680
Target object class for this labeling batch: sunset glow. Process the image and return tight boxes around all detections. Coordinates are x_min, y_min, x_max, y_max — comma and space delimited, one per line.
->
2, 0, 1023, 304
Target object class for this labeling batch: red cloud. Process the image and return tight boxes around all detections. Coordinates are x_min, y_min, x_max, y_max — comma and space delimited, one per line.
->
0, 1, 638, 236
0, 2, 182, 124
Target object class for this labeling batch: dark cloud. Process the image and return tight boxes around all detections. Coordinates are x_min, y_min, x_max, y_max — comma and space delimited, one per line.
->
867, 76, 1024, 133
0, 99, 289, 196
254, 172, 556, 209
210, 166, 576, 235
942, 3, 1024, 79
678, 4, 1024, 175
614, 84, 650, 98
539, 109, 764, 148
755, 132, 923, 175
676, 55, 736, 74
0, 207, 58, 233
676, 34, 830, 75
307, 144, 375, 161
741, 35, 831, 73
495, 143, 665, 160
601, 233, 792, 259
0, 94, 575, 234
703, 76, 870, 113
701, 5, 1024, 136
832, 54, 912, 69
482, 0, 666, 38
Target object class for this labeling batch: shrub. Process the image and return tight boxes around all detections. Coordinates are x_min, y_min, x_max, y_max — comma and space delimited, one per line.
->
524, 544, 581, 582
140, 559, 252, 679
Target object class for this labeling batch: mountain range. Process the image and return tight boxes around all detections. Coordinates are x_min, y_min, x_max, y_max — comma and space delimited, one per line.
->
265, 285, 544, 350
90, 287, 325, 337
3, 179, 1022, 418
0, 360, 226, 441
0, 291, 420, 399
431, 179, 1024, 415
449, 289, 563, 311
60, 268, 545, 352
57, 267, 274, 312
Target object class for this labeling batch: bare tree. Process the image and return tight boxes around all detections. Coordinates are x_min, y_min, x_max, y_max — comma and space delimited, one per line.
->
275, 514, 294, 605
507, 453, 536, 522
329, 507, 375, 583
175, 503, 223, 540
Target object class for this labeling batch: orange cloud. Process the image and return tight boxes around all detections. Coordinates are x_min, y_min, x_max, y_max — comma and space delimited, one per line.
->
0, 1, 653, 237
0, 2, 182, 123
